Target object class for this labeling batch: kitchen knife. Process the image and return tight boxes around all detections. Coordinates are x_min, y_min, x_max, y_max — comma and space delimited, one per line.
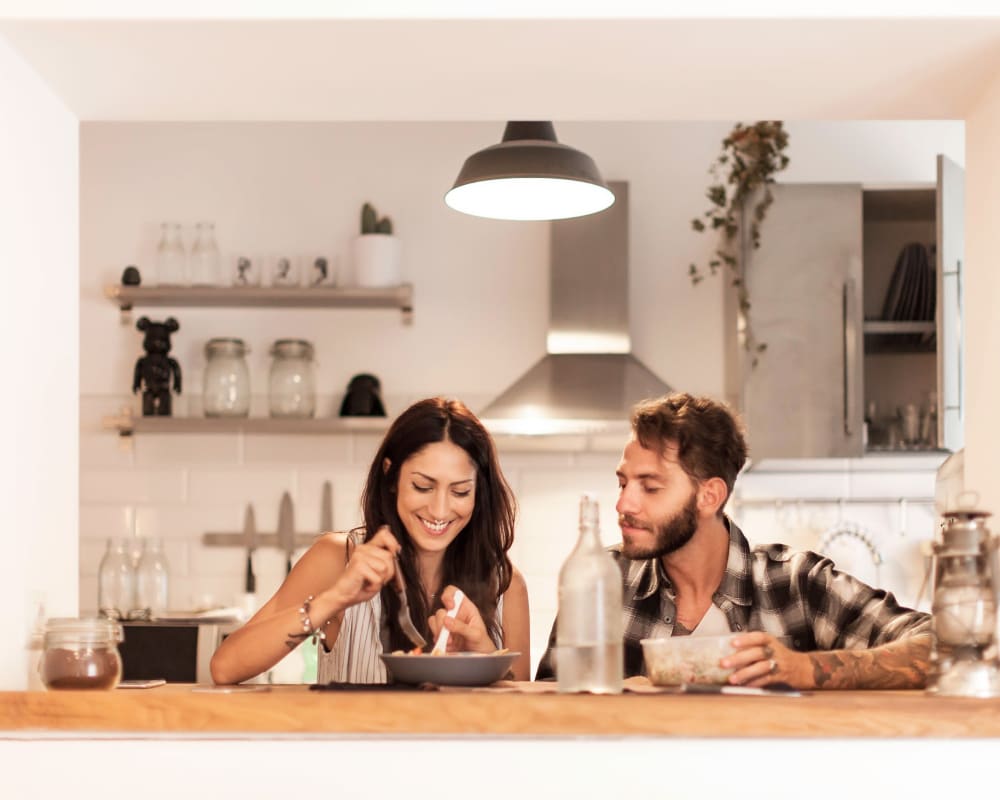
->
320, 480, 333, 533
277, 491, 295, 576
242, 504, 257, 594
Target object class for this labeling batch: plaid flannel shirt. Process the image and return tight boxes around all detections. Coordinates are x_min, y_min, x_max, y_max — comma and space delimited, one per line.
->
535, 517, 930, 680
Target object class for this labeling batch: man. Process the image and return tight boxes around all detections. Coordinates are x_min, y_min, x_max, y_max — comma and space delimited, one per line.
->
536, 392, 931, 689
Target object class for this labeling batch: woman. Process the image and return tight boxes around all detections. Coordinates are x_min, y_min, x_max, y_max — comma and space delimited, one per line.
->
210, 397, 530, 684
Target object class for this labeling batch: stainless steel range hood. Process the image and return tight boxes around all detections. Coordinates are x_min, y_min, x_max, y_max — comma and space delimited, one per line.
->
481, 182, 673, 435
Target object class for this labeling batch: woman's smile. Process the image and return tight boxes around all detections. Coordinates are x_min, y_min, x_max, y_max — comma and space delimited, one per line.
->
418, 516, 453, 535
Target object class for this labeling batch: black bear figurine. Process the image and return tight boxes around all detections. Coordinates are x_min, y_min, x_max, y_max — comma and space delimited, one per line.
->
133, 317, 182, 417
339, 373, 386, 417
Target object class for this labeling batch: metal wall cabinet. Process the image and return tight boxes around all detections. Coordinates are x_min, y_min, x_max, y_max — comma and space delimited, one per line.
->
726, 156, 964, 459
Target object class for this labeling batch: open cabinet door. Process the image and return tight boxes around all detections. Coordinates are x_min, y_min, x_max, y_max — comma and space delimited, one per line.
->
739, 183, 864, 459
937, 154, 964, 452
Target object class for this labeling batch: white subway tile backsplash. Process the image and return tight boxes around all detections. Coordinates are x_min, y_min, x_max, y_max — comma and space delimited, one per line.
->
134, 504, 238, 541
737, 470, 850, 499
80, 430, 135, 468
186, 468, 297, 508
571, 451, 624, 471
135, 433, 241, 466
751, 458, 851, 473
585, 433, 632, 453
850, 453, 948, 472
79, 505, 134, 541
297, 468, 366, 533
495, 435, 589, 453
498, 452, 576, 471
189, 540, 261, 578
351, 435, 385, 466
246, 549, 299, 598
81, 469, 186, 505
847, 470, 936, 499
243, 434, 353, 465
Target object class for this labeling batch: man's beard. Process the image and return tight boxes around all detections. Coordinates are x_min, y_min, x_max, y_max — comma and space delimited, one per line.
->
620, 491, 699, 559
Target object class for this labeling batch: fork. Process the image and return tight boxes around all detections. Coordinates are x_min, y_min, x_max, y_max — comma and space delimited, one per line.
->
392, 554, 427, 650
431, 588, 465, 655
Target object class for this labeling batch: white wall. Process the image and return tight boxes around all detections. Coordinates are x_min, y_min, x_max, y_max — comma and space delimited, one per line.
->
0, 38, 79, 689
965, 76, 1000, 516
79, 121, 961, 678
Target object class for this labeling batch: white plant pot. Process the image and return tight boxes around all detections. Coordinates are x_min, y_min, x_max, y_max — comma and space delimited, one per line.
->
352, 234, 402, 287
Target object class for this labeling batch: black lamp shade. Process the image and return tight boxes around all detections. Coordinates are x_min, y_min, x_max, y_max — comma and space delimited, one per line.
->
445, 122, 615, 221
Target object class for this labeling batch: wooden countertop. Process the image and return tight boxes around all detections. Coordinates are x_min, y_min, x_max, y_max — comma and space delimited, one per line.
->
5, 683, 1000, 738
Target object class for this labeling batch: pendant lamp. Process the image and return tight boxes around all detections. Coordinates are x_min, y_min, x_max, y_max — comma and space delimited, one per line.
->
445, 121, 615, 221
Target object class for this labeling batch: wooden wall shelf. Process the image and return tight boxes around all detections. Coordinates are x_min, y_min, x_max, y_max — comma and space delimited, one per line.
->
102, 409, 389, 437
104, 284, 414, 323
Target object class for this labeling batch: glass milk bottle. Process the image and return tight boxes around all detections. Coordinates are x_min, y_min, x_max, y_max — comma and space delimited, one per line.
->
131, 537, 170, 620
190, 221, 222, 286
556, 493, 624, 694
97, 538, 136, 621
155, 222, 187, 286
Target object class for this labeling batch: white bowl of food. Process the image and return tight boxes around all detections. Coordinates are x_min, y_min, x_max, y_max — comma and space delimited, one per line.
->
641, 635, 738, 686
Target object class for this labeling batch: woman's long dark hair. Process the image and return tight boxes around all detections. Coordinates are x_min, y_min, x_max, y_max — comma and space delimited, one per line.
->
357, 397, 516, 652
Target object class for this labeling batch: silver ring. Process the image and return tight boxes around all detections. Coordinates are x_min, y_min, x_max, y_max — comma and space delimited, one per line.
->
768, 658, 778, 675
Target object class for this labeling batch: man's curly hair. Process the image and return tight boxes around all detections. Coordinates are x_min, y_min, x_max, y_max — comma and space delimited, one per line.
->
630, 392, 749, 510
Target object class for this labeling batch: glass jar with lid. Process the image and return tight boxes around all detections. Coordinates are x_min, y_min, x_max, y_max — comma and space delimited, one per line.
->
203, 337, 251, 417
268, 339, 316, 418
40, 617, 124, 690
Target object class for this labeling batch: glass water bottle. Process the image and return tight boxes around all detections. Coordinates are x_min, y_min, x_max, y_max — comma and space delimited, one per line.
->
556, 493, 624, 694
97, 538, 136, 621
131, 537, 170, 620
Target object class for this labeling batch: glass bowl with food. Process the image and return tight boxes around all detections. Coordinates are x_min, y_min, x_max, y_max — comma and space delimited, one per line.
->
640, 635, 737, 686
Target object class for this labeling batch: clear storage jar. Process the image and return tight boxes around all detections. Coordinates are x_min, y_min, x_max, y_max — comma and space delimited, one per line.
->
203, 338, 251, 417
268, 339, 316, 418
40, 618, 123, 690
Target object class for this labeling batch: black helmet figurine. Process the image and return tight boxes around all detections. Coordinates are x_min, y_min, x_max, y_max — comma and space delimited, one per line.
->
339, 374, 386, 417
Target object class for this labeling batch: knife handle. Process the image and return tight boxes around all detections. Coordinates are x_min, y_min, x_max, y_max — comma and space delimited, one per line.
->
245, 554, 256, 594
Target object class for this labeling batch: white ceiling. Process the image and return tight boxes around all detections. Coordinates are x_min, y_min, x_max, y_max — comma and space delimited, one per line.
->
2, 17, 1000, 120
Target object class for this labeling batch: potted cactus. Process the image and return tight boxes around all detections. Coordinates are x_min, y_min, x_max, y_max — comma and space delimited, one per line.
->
352, 202, 401, 287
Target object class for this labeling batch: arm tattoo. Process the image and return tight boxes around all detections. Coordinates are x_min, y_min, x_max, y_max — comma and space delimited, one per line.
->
808, 634, 932, 689
284, 631, 309, 651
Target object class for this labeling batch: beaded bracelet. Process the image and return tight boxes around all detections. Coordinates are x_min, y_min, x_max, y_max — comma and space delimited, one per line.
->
298, 595, 328, 645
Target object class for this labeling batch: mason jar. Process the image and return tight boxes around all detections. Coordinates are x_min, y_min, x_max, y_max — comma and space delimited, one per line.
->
203, 338, 251, 417
268, 339, 316, 418
40, 617, 123, 690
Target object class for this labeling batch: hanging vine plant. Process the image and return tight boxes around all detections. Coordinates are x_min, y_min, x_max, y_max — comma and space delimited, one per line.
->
688, 121, 790, 367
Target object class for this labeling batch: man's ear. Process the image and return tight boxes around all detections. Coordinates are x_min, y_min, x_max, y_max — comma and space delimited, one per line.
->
697, 477, 729, 516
